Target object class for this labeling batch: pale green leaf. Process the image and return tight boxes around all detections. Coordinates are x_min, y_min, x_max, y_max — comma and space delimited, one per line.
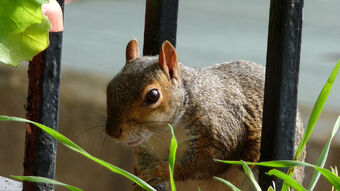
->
331, 166, 339, 191
284, 59, 340, 188
294, 59, 340, 161
308, 116, 340, 191
313, 166, 340, 190
267, 186, 275, 191
214, 176, 241, 191
266, 169, 306, 191
215, 159, 306, 168
215, 159, 340, 190
240, 160, 261, 191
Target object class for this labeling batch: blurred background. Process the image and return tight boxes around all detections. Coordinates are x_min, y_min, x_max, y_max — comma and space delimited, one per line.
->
0, 0, 339, 190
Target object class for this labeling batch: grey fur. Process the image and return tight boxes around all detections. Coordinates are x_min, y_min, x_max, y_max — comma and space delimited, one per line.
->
106, 56, 306, 191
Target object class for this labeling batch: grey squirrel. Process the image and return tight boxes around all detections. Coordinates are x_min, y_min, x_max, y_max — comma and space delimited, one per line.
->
105, 39, 306, 190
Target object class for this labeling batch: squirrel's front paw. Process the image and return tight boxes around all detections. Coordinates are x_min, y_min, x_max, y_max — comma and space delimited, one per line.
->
138, 161, 170, 190
140, 161, 169, 181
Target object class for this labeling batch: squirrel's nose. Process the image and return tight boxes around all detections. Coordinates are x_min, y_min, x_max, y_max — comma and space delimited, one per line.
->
105, 118, 122, 139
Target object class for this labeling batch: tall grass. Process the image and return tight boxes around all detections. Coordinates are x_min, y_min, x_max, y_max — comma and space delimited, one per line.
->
0, 116, 156, 191
216, 59, 340, 190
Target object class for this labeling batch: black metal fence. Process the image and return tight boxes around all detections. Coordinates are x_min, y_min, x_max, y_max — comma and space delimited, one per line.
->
23, 0, 64, 190
259, 0, 304, 188
20, 0, 304, 190
142, 0, 304, 188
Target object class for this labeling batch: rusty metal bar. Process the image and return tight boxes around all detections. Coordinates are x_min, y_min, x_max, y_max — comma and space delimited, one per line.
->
259, 0, 304, 189
23, 0, 64, 190
143, 0, 179, 56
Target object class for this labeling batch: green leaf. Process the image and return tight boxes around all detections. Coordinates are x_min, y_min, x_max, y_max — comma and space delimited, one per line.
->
0, 0, 50, 66
11, 176, 82, 191
240, 160, 261, 191
0, 115, 156, 191
331, 166, 339, 191
308, 116, 340, 191
168, 124, 177, 191
0, 116, 87, 154
215, 159, 306, 168
294, 59, 340, 161
284, 59, 340, 188
213, 176, 241, 191
215, 159, 340, 190
266, 169, 306, 191
313, 167, 340, 190
267, 186, 275, 191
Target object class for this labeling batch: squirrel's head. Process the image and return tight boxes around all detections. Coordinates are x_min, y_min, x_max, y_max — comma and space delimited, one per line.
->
106, 39, 184, 147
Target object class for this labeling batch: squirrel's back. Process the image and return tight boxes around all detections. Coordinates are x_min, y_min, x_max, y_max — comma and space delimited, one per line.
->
178, 61, 265, 162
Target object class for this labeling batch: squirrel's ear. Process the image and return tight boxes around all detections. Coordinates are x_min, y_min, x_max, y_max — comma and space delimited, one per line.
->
158, 41, 179, 80
126, 39, 140, 62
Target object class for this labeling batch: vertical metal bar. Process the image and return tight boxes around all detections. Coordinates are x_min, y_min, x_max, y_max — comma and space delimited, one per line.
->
259, 0, 304, 189
143, 0, 179, 56
23, 1, 64, 190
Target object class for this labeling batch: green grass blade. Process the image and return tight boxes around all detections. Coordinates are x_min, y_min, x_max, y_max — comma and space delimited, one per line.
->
0, 116, 88, 154
308, 116, 340, 191
215, 159, 340, 190
283, 59, 340, 189
0, 115, 156, 191
266, 169, 306, 191
81, 153, 155, 191
168, 124, 178, 191
215, 159, 308, 168
12, 176, 82, 191
281, 183, 288, 191
213, 176, 241, 191
331, 166, 338, 191
240, 160, 261, 191
313, 166, 340, 190
267, 186, 275, 191
294, 59, 340, 161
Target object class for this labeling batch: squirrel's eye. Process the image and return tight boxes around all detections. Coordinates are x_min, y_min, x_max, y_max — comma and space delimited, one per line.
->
145, 89, 160, 105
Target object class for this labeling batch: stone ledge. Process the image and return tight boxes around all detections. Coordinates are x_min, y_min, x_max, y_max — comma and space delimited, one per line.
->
0, 176, 22, 191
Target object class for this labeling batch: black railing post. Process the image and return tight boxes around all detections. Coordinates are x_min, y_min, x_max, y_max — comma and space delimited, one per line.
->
23, 0, 64, 190
143, 0, 179, 56
259, 0, 304, 189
